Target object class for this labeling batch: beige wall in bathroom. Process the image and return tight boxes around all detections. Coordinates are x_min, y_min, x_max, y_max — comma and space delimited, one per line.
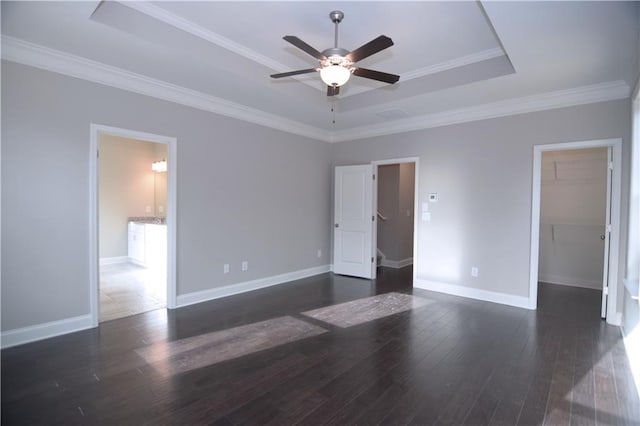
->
153, 142, 167, 216
99, 135, 167, 259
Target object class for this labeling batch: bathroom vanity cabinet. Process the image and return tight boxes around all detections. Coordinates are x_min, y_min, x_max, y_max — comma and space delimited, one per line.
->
128, 222, 166, 268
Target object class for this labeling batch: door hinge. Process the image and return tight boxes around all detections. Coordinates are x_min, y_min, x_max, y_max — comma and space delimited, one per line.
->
372, 215, 375, 222
608, 162, 613, 170
373, 174, 376, 180
97, 150, 100, 158
603, 286, 609, 295
606, 224, 612, 233
371, 256, 375, 263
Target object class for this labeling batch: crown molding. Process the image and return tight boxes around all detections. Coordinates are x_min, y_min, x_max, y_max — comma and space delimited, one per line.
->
339, 47, 506, 98
330, 80, 631, 143
122, 2, 507, 100
402, 48, 504, 81
121, 1, 323, 93
1, 36, 331, 142
1, 36, 631, 145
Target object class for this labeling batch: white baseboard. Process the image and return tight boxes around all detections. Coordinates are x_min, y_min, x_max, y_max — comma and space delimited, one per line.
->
538, 274, 602, 290
414, 279, 531, 310
381, 257, 413, 269
610, 312, 623, 326
177, 265, 331, 308
1, 314, 93, 349
99, 256, 129, 266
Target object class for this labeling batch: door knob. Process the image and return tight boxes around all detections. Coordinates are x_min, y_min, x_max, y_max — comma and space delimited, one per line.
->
335, 223, 339, 228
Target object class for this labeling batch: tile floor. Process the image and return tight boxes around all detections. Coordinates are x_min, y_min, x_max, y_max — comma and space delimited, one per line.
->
99, 262, 166, 322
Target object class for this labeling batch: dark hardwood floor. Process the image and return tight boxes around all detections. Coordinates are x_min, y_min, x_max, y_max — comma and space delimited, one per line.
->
2, 269, 639, 425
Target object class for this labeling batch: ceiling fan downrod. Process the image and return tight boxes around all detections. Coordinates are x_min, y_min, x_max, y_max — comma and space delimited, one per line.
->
329, 10, 344, 48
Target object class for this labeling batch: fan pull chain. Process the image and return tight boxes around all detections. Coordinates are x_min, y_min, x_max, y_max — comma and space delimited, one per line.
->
331, 100, 336, 124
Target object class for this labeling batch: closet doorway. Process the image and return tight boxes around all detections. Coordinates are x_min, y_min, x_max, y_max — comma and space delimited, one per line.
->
529, 139, 621, 324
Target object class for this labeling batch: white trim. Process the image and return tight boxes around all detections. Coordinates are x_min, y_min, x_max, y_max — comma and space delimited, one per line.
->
529, 139, 622, 324
90, 124, 178, 329
120, 1, 324, 94
341, 48, 506, 98
331, 81, 630, 143
1, 315, 93, 349
401, 48, 504, 82
177, 265, 331, 308
538, 275, 602, 290
121, 3, 504, 99
1, 36, 631, 144
99, 256, 129, 266
123, 2, 285, 75
415, 279, 531, 310
2, 36, 330, 143
611, 312, 622, 326
381, 257, 413, 269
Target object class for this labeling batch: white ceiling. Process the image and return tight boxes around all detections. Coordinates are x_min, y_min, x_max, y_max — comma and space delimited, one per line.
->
2, 1, 638, 142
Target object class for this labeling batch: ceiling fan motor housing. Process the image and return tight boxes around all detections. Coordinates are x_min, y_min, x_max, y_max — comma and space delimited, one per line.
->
329, 10, 344, 24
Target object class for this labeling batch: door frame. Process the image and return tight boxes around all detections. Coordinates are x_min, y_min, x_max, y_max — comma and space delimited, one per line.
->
89, 124, 178, 327
372, 157, 420, 284
529, 138, 622, 324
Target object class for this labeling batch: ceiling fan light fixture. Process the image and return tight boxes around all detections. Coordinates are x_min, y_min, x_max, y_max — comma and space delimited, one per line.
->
320, 64, 351, 87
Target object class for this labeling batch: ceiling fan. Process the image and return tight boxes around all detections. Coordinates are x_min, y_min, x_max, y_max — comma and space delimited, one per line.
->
270, 10, 400, 96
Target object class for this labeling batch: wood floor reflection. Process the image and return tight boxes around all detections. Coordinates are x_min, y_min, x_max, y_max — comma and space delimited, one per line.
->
2, 268, 639, 425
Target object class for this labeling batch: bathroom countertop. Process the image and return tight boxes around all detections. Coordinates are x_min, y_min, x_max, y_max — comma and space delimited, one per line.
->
128, 217, 166, 225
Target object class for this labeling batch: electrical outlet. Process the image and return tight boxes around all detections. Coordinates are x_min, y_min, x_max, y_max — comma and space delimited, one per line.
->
471, 267, 479, 277
242, 261, 248, 271
317, 249, 322, 258
223, 264, 229, 274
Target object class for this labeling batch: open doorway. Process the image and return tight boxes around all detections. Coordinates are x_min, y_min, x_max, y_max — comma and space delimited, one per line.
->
89, 124, 177, 327
529, 139, 622, 324
375, 162, 415, 270
98, 135, 168, 322
332, 158, 419, 282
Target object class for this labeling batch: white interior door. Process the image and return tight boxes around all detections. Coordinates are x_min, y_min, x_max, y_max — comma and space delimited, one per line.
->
333, 165, 375, 279
601, 147, 613, 318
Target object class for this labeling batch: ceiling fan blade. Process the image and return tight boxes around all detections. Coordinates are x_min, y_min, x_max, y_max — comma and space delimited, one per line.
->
327, 85, 340, 96
346, 35, 394, 63
270, 68, 318, 79
353, 68, 400, 84
283, 35, 326, 60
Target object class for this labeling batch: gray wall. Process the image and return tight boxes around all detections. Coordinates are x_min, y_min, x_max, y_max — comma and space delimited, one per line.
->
0, 58, 633, 333
332, 100, 631, 313
1, 61, 332, 331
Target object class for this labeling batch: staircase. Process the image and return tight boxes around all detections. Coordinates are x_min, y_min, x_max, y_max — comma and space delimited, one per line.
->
376, 248, 385, 268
